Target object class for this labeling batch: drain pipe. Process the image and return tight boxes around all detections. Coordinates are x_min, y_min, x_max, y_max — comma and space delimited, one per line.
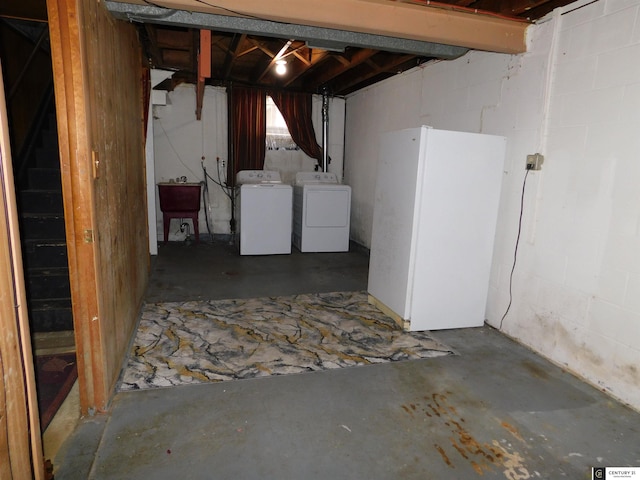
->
227, 83, 236, 240
321, 88, 329, 173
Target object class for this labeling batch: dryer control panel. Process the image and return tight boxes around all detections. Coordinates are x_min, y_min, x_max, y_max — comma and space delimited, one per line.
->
295, 172, 338, 185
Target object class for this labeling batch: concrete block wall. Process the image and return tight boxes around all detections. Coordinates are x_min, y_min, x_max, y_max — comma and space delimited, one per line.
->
521, 0, 640, 409
153, 85, 230, 239
344, 70, 424, 245
344, 0, 640, 410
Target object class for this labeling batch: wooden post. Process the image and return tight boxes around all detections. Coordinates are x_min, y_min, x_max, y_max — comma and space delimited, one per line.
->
196, 29, 211, 120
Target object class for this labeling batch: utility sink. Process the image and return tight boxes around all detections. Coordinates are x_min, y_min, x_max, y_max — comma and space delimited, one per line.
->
157, 182, 201, 243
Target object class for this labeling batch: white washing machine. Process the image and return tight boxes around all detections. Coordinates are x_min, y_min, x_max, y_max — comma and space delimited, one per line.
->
237, 170, 292, 255
292, 172, 351, 252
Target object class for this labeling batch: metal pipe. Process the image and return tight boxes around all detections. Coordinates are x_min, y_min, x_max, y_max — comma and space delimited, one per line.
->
227, 84, 236, 238
321, 89, 329, 173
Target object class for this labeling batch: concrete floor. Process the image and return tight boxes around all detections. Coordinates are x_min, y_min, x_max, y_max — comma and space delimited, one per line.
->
145, 240, 370, 303
53, 240, 640, 479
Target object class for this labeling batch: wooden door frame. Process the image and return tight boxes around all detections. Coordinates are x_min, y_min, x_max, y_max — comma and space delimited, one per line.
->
0, 62, 44, 480
47, 0, 106, 414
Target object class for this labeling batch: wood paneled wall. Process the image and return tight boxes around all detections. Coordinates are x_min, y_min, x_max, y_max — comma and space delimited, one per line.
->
48, 0, 149, 412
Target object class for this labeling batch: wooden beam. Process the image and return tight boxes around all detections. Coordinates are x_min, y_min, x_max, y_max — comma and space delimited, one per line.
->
236, 45, 260, 58
144, 25, 164, 67
222, 33, 246, 80
300, 49, 377, 90
287, 45, 312, 67
196, 80, 205, 119
199, 29, 212, 78
255, 39, 292, 82
196, 29, 211, 120
473, 0, 549, 16
110, 0, 529, 53
519, 0, 568, 19
330, 53, 417, 94
283, 49, 329, 87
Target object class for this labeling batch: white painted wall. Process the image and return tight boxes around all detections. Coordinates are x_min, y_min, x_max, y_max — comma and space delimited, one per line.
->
145, 93, 158, 254
344, 0, 640, 410
265, 96, 346, 184
145, 69, 176, 253
153, 85, 345, 239
153, 85, 229, 240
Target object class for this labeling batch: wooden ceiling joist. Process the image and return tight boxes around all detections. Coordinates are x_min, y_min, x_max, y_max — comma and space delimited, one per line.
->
300, 49, 378, 91
222, 33, 245, 79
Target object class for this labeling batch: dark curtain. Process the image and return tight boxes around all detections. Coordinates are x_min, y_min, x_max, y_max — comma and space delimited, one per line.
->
229, 86, 266, 186
269, 90, 323, 166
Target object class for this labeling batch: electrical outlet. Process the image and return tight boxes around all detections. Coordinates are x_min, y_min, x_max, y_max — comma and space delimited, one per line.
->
526, 153, 544, 171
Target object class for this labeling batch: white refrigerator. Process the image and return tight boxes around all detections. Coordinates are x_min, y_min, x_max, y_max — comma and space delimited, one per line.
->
367, 126, 506, 331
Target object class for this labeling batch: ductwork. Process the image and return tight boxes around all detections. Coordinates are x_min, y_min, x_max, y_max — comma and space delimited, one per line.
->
105, 1, 469, 59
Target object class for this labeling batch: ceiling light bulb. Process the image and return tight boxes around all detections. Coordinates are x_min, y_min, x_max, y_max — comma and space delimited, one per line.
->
275, 60, 287, 75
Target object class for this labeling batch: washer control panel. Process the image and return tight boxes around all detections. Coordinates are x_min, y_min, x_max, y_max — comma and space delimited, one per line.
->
236, 170, 282, 184
295, 172, 338, 185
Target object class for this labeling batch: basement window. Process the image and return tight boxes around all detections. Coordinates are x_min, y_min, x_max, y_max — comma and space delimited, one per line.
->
266, 96, 298, 151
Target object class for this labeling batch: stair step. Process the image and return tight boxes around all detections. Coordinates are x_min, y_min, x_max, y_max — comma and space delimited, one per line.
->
19, 190, 63, 214
35, 146, 61, 168
29, 298, 73, 332
40, 130, 58, 149
30, 297, 72, 310
27, 268, 71, 299
46, 112, 58, 131
23, 240, 68, 270
28, 168, 62, 190
20, 213, 66, 239
34, 330, 75, 356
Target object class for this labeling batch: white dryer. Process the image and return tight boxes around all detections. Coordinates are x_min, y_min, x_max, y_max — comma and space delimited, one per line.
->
237, 170, 292, 255
292, 172, 351, 252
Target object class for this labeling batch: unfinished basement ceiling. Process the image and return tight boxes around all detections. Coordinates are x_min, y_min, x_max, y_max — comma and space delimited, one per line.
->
2, 0, 579, 96
138, 27, 457, 96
